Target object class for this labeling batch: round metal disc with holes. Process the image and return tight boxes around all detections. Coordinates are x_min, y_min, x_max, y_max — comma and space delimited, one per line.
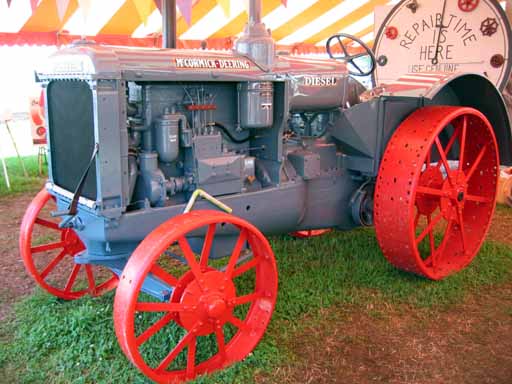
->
19, 189, 118, 299
373, 0, 512, 91
114, 210, 278, 383
374, 106, 499, 280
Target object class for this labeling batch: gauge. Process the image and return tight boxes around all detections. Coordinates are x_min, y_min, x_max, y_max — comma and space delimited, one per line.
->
374, 0, 512, 90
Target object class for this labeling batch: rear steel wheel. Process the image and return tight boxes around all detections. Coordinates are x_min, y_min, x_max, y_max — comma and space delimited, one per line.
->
375, 106, 499, 280
114, 210, 278, 383
19, 189, 118, 299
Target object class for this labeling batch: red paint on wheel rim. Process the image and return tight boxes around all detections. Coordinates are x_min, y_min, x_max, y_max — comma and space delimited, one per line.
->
19, 189, 118, 299
114, 210, 278, 383
374, 106, 499, 280
290, 229, 331, 238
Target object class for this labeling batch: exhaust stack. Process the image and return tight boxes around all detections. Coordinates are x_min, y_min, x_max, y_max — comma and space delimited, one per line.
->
235, 0, 275, 67
249, 0, 261, 24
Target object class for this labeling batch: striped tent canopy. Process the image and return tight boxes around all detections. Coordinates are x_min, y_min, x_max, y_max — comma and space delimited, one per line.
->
0, 0, 399, 52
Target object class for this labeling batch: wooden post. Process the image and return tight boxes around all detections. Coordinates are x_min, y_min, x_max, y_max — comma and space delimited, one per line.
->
0, 137, 10, 190
3, 119, 28, 178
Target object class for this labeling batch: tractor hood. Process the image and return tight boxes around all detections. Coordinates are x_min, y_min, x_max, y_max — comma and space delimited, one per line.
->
36, 42, 348, 83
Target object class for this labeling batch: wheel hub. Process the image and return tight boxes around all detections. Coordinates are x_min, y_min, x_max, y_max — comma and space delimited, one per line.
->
205, 296, 227, 318
178, 270, 236, 336
62, 229, 85, 255
440, 171, 468, 221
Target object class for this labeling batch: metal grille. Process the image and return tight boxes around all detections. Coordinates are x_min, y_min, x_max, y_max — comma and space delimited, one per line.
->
47, 80, 97, 200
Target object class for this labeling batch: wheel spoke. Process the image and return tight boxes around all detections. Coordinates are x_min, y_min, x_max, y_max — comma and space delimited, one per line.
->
427, 215, 436, 256
465, 194, 492, 204
35, 217, 60, 231
459, 116, 467, 171
178, 237, 203, 281
156, 328, 196, 372
225, 229, 248, 278
227, 315, 248, 331
31, 241, 66, 254
416, 186, 445, 198
64, 263, 81, 292
85, 265, 96, 294
432, 220, 454, 269
416, 213, 444, 245
232, 258, 260, 278
232, 292, 261, 307
337, 36, 348, 56
465, 145, 488, 181
215, 326, 226, 359
414, 211, 421, 229
40, 250, 67, 279
150, 265, 179, 287
200, 224, 216, 269
135, 302, 186, 313
442, 123, 461, 160
435, 137, 454, 185
136, 312, 175, 347
186, 336, 197, 379
349, 58, 364, 75
456, 206, 468, 253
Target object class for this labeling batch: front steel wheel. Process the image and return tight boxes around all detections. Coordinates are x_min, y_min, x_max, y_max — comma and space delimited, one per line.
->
114, 210, 278, 383
19, 188, 118, 299
375, 106, 499, 280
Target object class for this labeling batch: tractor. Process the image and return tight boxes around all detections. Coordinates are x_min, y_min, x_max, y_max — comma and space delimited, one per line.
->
19, 0, 512, 382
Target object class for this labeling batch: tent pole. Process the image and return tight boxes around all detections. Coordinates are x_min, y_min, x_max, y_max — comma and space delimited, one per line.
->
162, 0, 177, 49
0, 132, 10, 190
4, 120, 28, 178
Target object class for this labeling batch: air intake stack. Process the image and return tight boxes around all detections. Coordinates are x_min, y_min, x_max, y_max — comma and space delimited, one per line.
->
235, 0, 275, 67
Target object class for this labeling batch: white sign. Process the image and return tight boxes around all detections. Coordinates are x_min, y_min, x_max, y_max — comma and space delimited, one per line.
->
374, 0, 511, 90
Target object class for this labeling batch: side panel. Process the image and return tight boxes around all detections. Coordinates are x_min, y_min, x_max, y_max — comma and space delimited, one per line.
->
94, 79, 127, 215
331, 96, 424, 176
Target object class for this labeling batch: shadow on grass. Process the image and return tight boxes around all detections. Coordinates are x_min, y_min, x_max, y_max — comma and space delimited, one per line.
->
1, 229, 511, 383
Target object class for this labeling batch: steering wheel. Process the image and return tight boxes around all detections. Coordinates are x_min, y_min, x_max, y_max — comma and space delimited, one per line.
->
326, 33, 376, 77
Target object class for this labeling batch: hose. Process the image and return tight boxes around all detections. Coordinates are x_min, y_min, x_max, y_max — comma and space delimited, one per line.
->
213, 122, 251, 144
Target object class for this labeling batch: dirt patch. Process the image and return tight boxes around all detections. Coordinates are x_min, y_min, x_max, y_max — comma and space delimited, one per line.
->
488, 206, 512, 246
259, 285, 512, 384
0, 193, 38, 320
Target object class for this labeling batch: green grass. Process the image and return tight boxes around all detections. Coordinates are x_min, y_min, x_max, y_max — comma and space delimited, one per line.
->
1, 229, 511, 383
0, 155, 47, 197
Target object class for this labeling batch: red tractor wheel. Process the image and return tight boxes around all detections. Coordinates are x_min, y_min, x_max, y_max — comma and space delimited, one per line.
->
290, 229, 331, 238
375, 106, 499, 280
19, 189, 118, 299
114, 210, 278, 383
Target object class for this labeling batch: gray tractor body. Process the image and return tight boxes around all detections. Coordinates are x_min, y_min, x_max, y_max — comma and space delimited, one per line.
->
36, 14, 512, 299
